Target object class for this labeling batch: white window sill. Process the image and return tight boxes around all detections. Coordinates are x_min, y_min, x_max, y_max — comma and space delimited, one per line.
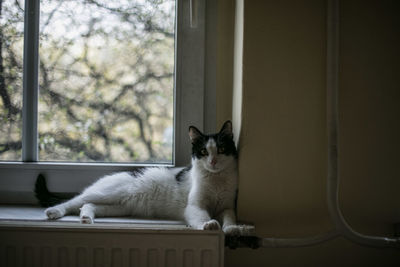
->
0, 205, 190, 231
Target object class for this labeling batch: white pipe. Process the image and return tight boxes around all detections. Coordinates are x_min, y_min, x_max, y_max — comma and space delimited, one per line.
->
325, 0, 400, 248
261, 231, 339, 248
258, 0, 400, 249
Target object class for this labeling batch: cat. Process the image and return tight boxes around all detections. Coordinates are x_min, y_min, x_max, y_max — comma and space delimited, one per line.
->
35, 120, 244, 235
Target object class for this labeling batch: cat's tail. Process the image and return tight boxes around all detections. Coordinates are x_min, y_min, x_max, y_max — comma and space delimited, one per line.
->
34, 174, 63, 207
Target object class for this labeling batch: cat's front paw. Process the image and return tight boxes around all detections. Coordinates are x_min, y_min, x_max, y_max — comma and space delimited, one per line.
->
45, 207, 64, 220
223, 225, 242, 236
223, 224, 256, 236
202, 219, 221, 230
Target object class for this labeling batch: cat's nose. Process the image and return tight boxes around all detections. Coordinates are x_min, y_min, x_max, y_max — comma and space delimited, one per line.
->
210, 158, 217, 166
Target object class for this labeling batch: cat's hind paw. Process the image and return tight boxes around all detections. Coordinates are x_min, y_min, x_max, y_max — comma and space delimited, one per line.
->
80, 203, 95, 224
80, 215, 94, 224
45, 207, 64, 220
202, 219, 221, 230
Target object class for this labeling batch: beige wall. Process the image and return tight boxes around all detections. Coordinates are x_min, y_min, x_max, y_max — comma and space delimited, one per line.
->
218, 0, 400, 266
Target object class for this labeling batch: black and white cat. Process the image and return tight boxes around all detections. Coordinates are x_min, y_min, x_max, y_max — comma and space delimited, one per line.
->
36, 121, 243, 235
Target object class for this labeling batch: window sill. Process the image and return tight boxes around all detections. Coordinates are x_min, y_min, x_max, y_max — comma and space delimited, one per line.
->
0, 205, 190, 231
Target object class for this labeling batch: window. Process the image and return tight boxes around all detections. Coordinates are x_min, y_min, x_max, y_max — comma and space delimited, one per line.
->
2, 0, 175, 163
0, 0, 216, 203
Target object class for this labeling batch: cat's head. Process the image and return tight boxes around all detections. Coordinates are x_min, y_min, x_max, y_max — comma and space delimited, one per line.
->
189, 120, 237, 173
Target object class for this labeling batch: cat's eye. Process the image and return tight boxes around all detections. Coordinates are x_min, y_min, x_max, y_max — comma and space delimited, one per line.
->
218, 147, 225, 154
200, 148, 208, 156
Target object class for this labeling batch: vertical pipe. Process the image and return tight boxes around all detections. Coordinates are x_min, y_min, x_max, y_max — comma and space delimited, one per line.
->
326, 0, 400, 248
22, 0, 40, 161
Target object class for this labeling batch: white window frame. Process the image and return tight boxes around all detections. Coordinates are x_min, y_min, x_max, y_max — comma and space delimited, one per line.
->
0, 0, 217, 204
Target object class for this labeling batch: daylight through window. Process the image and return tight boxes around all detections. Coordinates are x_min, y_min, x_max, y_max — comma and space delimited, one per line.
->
0, 0, 175, 163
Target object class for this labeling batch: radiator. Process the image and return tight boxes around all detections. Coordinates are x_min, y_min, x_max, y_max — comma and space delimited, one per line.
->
0, 221, 224, 267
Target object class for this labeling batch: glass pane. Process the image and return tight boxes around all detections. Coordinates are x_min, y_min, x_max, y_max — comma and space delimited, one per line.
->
39, 0, 175, 163
0, 0, 24, 161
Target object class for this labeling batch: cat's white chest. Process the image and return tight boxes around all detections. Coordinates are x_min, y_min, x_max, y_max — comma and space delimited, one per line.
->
196, 173, 236, 215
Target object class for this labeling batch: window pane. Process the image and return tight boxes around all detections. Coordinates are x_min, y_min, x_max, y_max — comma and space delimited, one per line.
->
0, 0, 24, 161
39, 0, 175, 163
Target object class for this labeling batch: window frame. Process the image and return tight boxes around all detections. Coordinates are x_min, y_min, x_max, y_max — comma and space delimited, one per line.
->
0, 0, 216, 204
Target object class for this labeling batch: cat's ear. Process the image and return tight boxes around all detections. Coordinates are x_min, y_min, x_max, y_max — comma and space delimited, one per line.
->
189, 126, 203, 143
219, 120, 233, 139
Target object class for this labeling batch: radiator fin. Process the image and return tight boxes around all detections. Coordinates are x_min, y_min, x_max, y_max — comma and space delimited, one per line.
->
76, 247, 87, 267
129, 248, 140, 266
201, 250, 213, 267
23, 247, 33, 267
58, 247, 69, 267
41, 247, 52, 267
183, 249, 194, 267
6, 246, 17, 267
165, 249, 177, 267
111, 248, 123, 267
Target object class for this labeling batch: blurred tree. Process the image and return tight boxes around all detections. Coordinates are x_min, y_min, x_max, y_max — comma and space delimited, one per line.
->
0, 0, 24, 160
0, 0, 175, 163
